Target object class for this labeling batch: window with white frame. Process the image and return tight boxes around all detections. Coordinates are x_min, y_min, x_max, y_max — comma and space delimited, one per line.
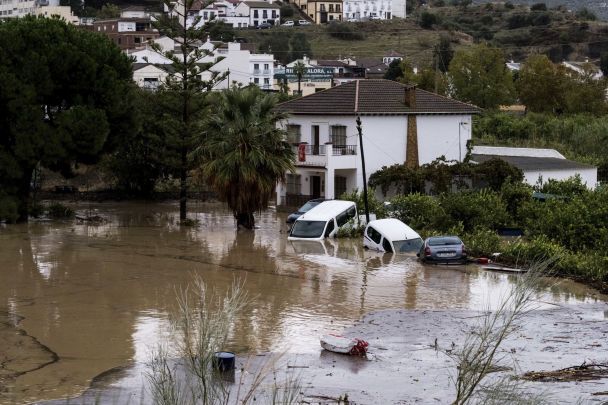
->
286, 124, 301, 144
334, 176, 347, 199
330, 125, 347, 146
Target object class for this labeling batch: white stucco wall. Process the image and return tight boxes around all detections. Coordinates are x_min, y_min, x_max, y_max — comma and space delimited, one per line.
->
417, 115, 471, 164
524, 168, 598, 189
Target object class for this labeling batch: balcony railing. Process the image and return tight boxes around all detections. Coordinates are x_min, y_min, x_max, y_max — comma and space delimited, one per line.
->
332, 145, 357, 155
293, 144, 326, 156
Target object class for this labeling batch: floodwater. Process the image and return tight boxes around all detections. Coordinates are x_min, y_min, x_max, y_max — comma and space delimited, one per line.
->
0, 202, 606, 404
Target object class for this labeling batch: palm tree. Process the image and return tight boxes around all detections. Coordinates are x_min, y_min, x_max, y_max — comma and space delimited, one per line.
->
197, 87, 295, 229
293, 61, 307, 96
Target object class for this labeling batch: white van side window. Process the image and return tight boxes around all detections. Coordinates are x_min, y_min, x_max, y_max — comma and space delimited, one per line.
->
324, 220, 335, 237
367, 226, 382, 244
337, 206, 356, 227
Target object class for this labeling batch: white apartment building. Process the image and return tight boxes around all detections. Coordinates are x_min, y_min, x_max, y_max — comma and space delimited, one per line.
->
343, 0, 392, 20
203, 42, 274, 90
0, 0, 77, 21
234, 1, 280, 27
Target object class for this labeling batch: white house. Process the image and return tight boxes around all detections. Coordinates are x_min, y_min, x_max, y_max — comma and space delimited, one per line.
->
132, 63, 169, 90
201, 42, 275, 90
274, 79, 480, 206
0, 0, 79, 22
234, 1, 280, 27
343, 0, 392, 20
471, 146, 598, 189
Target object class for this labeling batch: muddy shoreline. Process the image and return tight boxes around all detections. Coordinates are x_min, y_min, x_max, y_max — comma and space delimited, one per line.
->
39, 302, 608, 405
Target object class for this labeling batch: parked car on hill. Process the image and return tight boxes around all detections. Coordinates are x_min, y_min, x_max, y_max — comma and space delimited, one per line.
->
298, 20, 312, 25
257, 22, 273, 29
282, 20, 294, 26
417, 236, 468, 264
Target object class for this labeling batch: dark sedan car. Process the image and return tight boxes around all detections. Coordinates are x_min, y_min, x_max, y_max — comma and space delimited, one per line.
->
286, 198, 327, 225
418, 236, 468, 264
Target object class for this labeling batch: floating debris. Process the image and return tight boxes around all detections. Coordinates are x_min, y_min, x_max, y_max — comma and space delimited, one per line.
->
522, 362, 608, 382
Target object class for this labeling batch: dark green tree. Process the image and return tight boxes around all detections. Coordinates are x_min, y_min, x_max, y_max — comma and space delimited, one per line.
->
289, 32, 312, 61
384, 59, 404, 81
449, 43, 515, 109
97, 3, 120, 18
259, 34, 291, 64
600, 52, 608, 76
433, 35, 454, 73
0, 16, 135, 222
197, 87, 294, 229
293, 61, 307, 96
153, 0, 220, 222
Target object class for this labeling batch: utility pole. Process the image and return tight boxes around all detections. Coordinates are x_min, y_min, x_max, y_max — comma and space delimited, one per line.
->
356, 116, 370, 224
227, 68, 230, 88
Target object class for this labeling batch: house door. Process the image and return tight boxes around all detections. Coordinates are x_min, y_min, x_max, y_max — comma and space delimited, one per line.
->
311, 176, 321, 198
312, 125, 320, 155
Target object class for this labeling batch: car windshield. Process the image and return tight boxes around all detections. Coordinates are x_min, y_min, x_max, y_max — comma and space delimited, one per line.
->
428, 237, 462, 246
393, 238, 423, 253
290, 220, 326, 238
298, 201, 319, 213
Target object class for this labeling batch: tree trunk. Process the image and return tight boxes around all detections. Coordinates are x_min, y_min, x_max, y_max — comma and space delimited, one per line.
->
236, 212, 254, 230
179, 150, 187, 222
16, 167, 34, 223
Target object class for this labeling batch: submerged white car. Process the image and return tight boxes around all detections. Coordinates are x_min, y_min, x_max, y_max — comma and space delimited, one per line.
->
363, 218, 423, 254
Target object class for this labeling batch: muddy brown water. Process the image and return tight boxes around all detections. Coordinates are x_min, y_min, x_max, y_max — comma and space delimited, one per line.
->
0, 202, 606, 404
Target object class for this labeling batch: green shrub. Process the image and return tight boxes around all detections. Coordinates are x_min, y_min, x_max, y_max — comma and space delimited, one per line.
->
47, 203, 75, 219
327, 22, 364, 40
539, 176, 587, 197
576, 7, 597, 21
439, 190, 509, 232
501, 235, 566, 267
388, 193, 446, 231
462, 228, 502, 257
420, 11, 439, 29
530, 3, 547, 11
500, 180, 533, 219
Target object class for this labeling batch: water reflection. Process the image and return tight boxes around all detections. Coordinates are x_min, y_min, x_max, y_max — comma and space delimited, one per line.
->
0, 202, 605, 404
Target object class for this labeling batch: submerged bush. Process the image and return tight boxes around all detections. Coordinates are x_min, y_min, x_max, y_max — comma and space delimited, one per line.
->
439, 190, 509, 232
388, 193, 445, 231
47, 203, 74, 219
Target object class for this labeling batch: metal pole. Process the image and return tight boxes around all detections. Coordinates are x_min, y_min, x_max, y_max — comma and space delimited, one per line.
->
458, 122, 462, 162
356, 116, 370, 224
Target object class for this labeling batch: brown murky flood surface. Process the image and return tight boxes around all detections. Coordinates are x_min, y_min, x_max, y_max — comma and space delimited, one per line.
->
0, 202, 606, 404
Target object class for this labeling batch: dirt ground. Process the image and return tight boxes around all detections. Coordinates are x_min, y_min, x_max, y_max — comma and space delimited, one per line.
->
38, 301, 608, 404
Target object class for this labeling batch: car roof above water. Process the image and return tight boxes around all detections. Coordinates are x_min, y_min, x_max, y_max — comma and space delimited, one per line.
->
368, 218, 420, 241
296, 200, 356, 222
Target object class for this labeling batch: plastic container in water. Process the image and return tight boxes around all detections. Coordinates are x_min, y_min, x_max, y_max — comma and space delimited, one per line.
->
213, 351, 235, 372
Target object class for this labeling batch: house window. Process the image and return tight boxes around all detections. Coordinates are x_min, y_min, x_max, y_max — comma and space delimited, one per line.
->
286, 124, 301, 144
320, 4, 325, 11
264, 77, 270, 85
329, 4, 333, 11
143, 77, 159, 90
134, 37, 141, 44
203, 11, 208, 18
272, 10, 276, 18
264, 63, 269, 70
286, 174, 301, 194
330, 125, 347, 146
334, 176, 347, 200
262, 9, 267, 18
254, 78, 259, 84
337, 4, 341, 11
254, 63, 259, 70
253, 9, 258, 18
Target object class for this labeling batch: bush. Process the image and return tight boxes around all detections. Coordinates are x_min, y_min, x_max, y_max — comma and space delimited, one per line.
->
530, 3, 547, 11
388, 193, 446, 231
539, 176, 587, 197
501, 235, 566, 266
439, 189, 509, 232
420, 11, 439, 29
327, 21, 364, 40
462, 228, 502, 257
576, 7, 597, 21
47, 203, 75, 219
504, 2, 514, 9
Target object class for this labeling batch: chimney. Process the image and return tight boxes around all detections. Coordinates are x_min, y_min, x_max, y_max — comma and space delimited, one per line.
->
404, 85, 416, 108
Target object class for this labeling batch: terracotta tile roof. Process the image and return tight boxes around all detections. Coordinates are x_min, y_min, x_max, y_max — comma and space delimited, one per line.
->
276, 79, 481, 115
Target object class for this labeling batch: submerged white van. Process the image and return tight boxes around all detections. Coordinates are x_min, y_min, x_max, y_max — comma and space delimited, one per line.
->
363, 218, 423, 254
288, 200, 357, 241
